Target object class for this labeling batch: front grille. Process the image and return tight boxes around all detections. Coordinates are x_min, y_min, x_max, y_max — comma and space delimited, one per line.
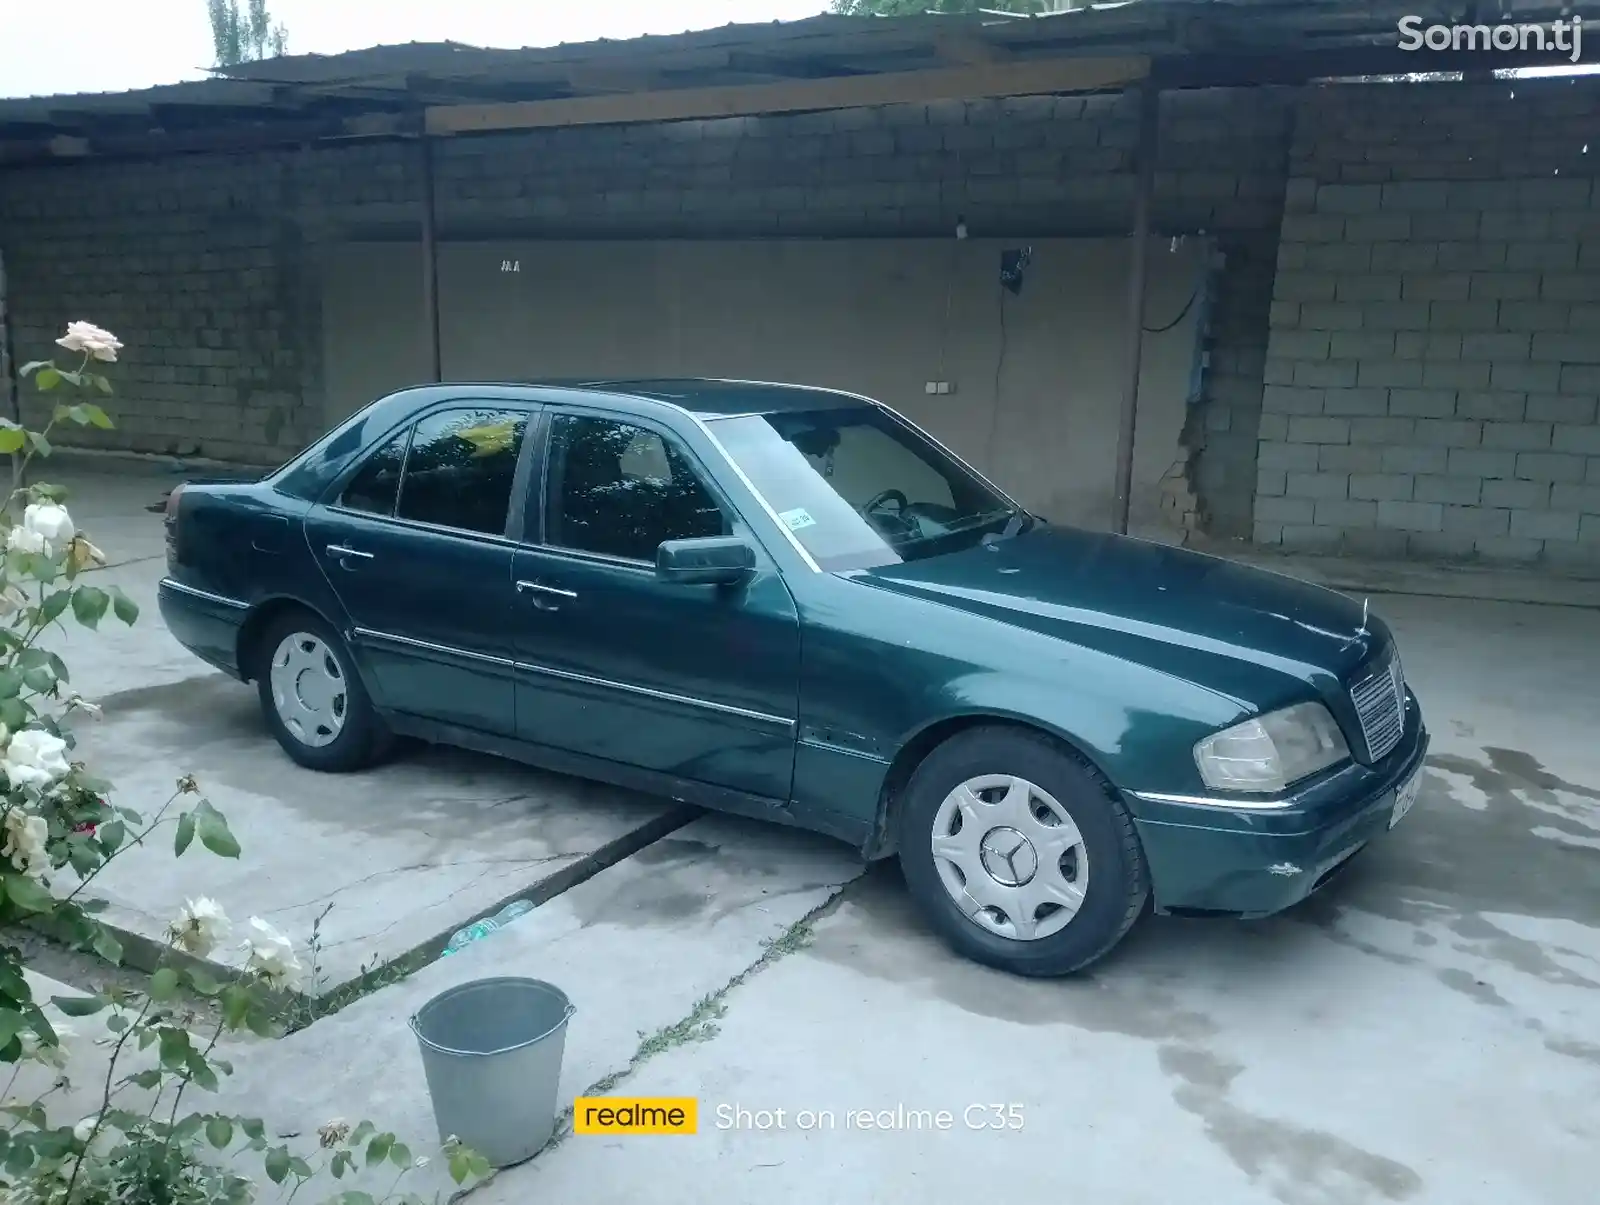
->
1350, 654, 1406, 761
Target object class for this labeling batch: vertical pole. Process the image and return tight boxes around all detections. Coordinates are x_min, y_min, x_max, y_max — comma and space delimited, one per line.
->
1111, 80, 1159, 536
419, 133, 443, 383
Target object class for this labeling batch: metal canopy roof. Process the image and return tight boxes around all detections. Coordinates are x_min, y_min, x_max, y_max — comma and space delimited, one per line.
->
1, 1, 1596, 161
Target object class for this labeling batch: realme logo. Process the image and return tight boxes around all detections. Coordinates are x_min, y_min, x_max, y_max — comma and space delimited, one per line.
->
574, 1097, 698, 1135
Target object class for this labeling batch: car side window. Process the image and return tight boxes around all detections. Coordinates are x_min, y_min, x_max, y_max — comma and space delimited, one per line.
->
545, 415, 727, 562
395, 408, 529, 536
340, 428, 410, 516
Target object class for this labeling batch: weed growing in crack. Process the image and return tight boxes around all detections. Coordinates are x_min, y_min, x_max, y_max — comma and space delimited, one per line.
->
538, 894, 846, 1156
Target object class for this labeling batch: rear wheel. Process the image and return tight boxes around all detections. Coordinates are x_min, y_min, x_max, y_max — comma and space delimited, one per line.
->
254, 611, 390, 772
897, 726, 1148, 977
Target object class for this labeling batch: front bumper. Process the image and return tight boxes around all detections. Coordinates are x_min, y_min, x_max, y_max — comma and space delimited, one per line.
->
1127, 695, 1429, 917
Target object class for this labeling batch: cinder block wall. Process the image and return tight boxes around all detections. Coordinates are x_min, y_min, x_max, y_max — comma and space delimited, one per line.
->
0, 87, 1290, 536
1257, 77, 1600, 568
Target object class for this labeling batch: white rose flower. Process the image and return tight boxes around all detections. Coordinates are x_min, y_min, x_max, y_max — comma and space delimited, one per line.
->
3, 729, 72, 792
2, 808, 49, 878
6, 525, 45, 556
169, 896, 230, 957
55, 322, 122, 363
20, 502, 75, 557
73, 1115, 98, 1144
242, 917, 305, 991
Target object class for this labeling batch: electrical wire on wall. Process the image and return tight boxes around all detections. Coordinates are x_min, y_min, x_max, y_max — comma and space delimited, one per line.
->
982, 284, 1010, 471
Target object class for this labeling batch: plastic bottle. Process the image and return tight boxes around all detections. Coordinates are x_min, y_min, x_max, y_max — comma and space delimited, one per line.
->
440, 899, 535, 956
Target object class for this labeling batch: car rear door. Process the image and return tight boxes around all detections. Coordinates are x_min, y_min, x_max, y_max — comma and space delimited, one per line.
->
304, 400, 540, 737
508, 406, 802, 803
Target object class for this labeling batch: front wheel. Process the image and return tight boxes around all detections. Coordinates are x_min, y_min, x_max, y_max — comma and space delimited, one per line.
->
254, 612, 391, 773
897, 726, 1149, 977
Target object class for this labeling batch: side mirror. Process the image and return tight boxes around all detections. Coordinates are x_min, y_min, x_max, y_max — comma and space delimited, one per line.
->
656, 536, 757, 587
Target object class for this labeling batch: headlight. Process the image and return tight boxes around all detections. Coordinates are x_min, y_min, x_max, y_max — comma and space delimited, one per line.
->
1193, 702, 1350, 794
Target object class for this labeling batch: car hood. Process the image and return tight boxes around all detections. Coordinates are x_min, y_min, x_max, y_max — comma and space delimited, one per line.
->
851, 524, 1385, 696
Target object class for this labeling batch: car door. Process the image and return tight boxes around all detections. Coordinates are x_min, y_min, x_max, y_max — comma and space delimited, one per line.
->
304, 401, 539, 737
510, 408, 802, 802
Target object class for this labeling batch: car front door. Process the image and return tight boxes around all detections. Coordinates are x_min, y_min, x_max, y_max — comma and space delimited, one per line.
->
305, 401, 538, 737
510, 408, 801, 802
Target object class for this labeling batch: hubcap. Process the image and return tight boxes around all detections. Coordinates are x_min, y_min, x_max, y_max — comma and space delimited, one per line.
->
268, 632, 348, 749
929, 774, 1089, 942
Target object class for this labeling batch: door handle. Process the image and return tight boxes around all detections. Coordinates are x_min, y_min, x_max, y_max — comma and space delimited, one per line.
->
326, 544, 374, 562
515, 580, 577, 599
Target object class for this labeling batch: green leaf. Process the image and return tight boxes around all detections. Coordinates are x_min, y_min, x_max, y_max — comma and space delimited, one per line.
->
447, 1149, 471, 1185
148, 968, 181, 1002
4, 1137, 35, 1175
5, 874, 54, 914
206, 1116, 234, 1149
264, 1146, 291, 1185
185, 967, 223, 997
45, 652, 69, 684
70, 585, 109, 629
350, 1120, 376, 1145
174, 812, 195, 857
0, 428, 22, 456
186, 1051, 220, 1092
17, 361, 51, 377
0, 1009, 23, 1048
110, 586, 139, 625
20, 666, 53, 695
388, 1141, 412, 1169
194, 800, 240, 859
365, 1133, 393, 1166
39, 589, 71, 624
157, 1025, 192, 1069
239, 1117, 265, 1142
33, 368, 62, 392
50, 993, 108, 1017
26, 432, 51, 457
331, 1150, 352, 1179
246, 1009, 277, 1039
289, 1155, 314, 1178
0, 670, 22, 700
98, 818, 126, 854
93, 376, 113, 398
221, 985, 251, 1029
106, 1012, 128, 1033
128, 1068, 162, 1089
91, 926, 122, 966
0, 698, 30, 731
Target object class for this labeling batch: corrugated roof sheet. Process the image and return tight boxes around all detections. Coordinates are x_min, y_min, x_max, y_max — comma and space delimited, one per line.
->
3, 2, 1598, 142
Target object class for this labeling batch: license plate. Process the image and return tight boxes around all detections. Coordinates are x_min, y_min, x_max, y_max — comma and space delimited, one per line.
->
1389, 766, 1422, 829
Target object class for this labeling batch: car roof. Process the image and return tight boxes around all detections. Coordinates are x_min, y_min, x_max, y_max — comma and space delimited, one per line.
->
570, 378, 872, 419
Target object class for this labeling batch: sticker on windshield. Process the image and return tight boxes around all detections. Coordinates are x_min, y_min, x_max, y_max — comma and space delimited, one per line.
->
779, 507, 816, 531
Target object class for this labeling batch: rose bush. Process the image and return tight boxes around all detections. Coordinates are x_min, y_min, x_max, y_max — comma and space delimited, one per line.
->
0, 326, 489, 1204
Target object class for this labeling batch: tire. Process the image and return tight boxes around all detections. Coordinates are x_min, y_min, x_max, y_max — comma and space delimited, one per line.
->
253, 610, 391, 773
896, 726, 1149, 977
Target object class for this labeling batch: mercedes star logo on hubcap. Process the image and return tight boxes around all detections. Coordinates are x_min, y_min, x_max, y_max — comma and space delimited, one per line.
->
978, 826, 1039, 887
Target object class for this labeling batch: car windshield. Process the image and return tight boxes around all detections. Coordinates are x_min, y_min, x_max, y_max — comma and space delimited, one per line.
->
709, 405, 1023, 571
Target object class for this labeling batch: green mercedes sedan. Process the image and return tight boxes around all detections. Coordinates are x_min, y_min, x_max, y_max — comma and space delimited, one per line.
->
158, 379, 1428, 977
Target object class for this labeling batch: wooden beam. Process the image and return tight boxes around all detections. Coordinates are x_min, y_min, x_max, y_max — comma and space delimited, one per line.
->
426, 54, 1149, 135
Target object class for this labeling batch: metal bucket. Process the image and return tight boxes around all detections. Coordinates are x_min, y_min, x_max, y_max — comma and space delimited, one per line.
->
409, 977, 575, 1167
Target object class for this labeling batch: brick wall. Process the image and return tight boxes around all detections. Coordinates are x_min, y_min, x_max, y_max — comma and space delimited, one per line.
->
0, 87, 1289, 534
1256, 76, 1600, 568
